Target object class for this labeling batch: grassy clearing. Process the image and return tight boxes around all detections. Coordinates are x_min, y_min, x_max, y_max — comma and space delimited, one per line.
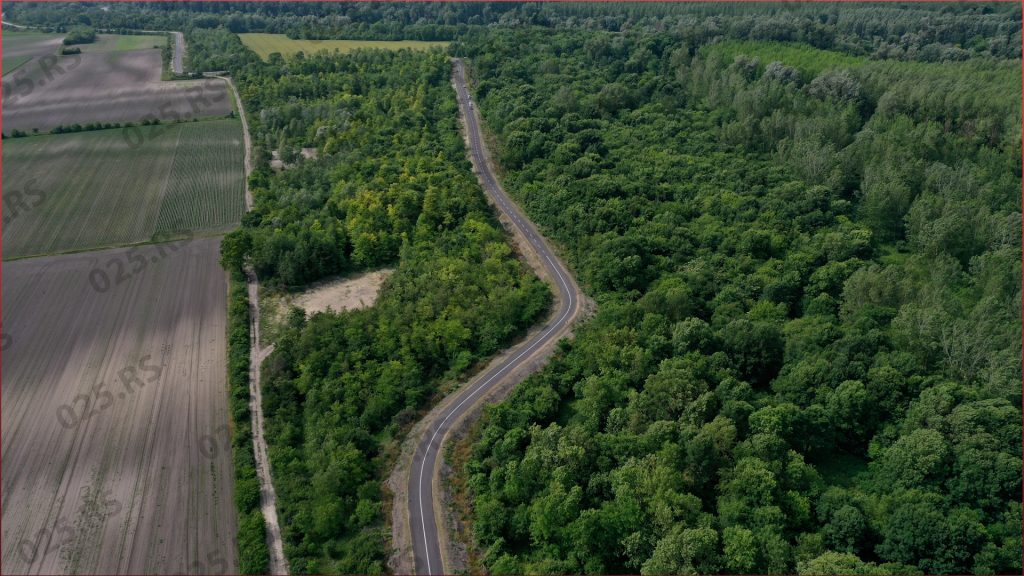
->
238, 32, 449, 60
703, 40, 1021, 89
702, 40, 1021, 122
2, 119, 245, 259
77, 33, 167, 53
702, 40, 868, 76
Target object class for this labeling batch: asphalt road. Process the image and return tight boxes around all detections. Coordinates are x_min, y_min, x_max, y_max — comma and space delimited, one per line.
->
407, 59, 584, 575
170, 31, 184, 74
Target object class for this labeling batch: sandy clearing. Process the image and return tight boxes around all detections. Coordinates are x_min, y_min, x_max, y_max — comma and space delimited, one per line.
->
171, 32, 185, 75
269, 147, 318, 171
1, 237, 238, 575
287, 269, 394, 317
259, 269, 394, 346
2, 49, 231, 133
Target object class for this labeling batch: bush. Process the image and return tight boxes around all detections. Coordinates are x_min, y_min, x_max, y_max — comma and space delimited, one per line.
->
62, 25, 96, 45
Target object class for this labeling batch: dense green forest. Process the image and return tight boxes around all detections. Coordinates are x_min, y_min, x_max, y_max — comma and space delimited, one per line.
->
15, 3, 1020, 574
213, 38, 550, 572
8, 2, 1021, 60
458, 28, 1021, 575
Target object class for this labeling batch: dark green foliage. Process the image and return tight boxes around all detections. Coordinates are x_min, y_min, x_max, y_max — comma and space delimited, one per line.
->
226, 275, 270, 575
10, 3, 1021, 573
9, 3, 1021, 62
62, 24, 96, 45
463, 28, 1021, 575
211, 41, 550, 573
238, 510, 272, 575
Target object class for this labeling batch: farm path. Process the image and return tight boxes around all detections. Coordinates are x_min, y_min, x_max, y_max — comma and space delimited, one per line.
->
214, 75, 253, 209
390, 58, 588, 575
219, 73, 289, 575
246, 274, 288, 576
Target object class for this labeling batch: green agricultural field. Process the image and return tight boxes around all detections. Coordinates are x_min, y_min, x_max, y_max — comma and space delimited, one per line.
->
2, 31, 63, 76
77, 33, 167, 52
238, 32, 449, 60
701, 40, 1020, 129
2, 119, 245, 259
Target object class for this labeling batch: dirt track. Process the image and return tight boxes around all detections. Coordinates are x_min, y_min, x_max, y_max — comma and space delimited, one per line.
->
220, 72, 290, 575
1, 238, 238, 574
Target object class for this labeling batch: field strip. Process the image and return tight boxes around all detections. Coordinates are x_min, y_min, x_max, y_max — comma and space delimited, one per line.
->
2, 121, 244, 259
2, 49, 232, 133
1, 238, 238, 574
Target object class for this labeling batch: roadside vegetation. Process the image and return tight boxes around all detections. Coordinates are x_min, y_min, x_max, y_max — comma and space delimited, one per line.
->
208, 34, 550, 572
226, 270, 272, 575
61, 24, 95, 45
459, 28, 1021, 575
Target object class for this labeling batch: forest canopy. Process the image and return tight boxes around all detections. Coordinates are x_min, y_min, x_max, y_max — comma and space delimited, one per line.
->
458, 25, 1021, 576
215, 39, 550, 573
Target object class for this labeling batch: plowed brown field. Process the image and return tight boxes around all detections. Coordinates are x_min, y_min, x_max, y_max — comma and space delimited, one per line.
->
2, 49, 231, 133
1, 237, 239, 575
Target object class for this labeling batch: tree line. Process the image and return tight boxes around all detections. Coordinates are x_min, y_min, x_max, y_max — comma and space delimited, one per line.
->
8, 2, 1020, 61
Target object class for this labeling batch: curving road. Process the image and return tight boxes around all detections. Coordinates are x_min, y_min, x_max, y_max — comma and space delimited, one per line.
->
407, 59, 585, 575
